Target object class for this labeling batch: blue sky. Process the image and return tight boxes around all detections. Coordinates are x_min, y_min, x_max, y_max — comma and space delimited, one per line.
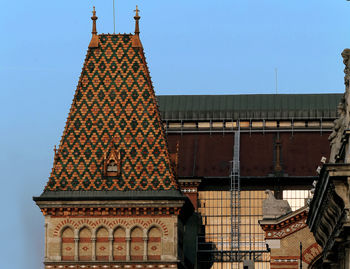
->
1, 1, 349, 268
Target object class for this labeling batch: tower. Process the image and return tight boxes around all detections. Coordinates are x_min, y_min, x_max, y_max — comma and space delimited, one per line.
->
34, 7, 190, 269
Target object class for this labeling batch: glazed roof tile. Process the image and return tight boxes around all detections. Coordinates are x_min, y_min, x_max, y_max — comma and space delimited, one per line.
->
44, 34, 178, 192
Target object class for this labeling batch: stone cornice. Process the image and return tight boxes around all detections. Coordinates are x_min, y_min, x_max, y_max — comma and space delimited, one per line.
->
260, 212, 308, 239
40, 206, 182, 217
36, 200, 184, 217
307, 163, 350, 259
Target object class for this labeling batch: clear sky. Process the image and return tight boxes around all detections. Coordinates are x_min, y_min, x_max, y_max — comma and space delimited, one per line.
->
1, 1, 349, 268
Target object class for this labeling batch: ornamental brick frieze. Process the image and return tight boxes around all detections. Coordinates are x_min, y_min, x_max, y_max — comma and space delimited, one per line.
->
41, 207, 181, 217
263, 219, 307, 239
52, 218, 169, 237
178, 181, 200, 189
270, 256, 299, 267
261, 212, 307, 239
302, 243, 322, 264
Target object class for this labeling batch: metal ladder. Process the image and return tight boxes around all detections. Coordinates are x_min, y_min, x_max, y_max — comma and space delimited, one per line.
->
230, 127, 241, 265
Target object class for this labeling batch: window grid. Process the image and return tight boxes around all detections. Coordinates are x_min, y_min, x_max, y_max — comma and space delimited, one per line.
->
197, 190, 270, 268
282, 190, 309, 211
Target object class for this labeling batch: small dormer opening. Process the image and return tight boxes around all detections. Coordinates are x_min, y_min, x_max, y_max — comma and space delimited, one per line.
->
107, 160, 118, 172
104, 148, 121, 177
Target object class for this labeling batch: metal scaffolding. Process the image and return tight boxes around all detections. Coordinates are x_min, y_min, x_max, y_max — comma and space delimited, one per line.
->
197, 123, 270, 269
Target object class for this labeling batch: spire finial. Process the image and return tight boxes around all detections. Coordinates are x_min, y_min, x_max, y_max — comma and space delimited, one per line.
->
89, 6, 99, 48
134, 5, 140, 35
91, 6, 98, 35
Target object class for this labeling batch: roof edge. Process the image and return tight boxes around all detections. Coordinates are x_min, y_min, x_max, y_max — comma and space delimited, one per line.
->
33, 190, 185, 202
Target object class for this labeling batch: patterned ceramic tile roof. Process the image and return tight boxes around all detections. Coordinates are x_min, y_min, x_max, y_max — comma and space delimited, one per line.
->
44, 34, 178, 192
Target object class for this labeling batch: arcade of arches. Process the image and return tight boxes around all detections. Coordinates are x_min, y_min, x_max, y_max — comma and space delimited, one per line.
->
60, 225, 162, 261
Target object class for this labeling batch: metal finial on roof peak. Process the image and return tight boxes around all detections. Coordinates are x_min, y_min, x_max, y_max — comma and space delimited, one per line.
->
91, 6, 98, 35
88, 6, 99, 48
134, 5, 140, 35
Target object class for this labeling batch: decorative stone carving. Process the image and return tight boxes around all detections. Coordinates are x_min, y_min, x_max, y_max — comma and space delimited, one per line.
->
328, 97, 346, 162
262, 190, 291, 219
343, 49, 350, 89
329, 49, 350, 163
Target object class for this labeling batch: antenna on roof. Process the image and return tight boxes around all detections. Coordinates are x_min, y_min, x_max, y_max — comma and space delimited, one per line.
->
275, 68, 278, 94
113, 0, 116, 33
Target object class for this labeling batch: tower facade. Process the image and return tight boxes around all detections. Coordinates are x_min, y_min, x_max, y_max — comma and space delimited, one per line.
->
34, 8, 189, 269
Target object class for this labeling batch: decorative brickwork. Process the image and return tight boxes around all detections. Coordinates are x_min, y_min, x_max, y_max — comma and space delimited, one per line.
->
62, 227, 75, 261
52, 218, 169, 237
41, 206, 181, 218
44, 216, 176, 264
79, 227, 93, 261
45, 33, 178, 192
96, 227, 109, 260
302, 242, 322, 265
260, 207, 322, 268
147, 227, 161, 260
130, 227, 144, 260
261, 210, 308, 239
113, 227, 127, 260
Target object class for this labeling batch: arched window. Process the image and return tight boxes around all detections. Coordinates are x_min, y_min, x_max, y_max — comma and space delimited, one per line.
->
147, 227, 161, 260
96, 227, 109, 261
113, 227, 126, 260
79, 227, 92, 261
130, 227, 144, 260
61, 227, 75, 261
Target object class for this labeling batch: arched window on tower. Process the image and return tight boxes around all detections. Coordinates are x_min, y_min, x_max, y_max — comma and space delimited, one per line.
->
130, 227, 144, 261
147, 227, 161, 260
113, 227, 126, 260
61, 227, 75, 261
79, 227, 92, 261
96, 227, 109, 261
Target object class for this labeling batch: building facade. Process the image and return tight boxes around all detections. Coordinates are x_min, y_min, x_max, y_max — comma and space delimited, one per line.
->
34, 7, 343, 269
159, 93, 337, 269
34, 8, 194, 269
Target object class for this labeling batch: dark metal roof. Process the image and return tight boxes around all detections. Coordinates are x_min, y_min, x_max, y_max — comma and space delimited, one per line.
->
167, 132, 331, 179
34, 190, 185, 201
157, 94, 342, 120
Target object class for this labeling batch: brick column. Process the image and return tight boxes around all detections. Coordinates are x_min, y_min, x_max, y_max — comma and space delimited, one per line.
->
74, 238, 79, 261
143, 237, 148, 261
92, 237, 96, 261
109, 236, 113, 261
44, 223, 48, 261
58, 237, 62, 261
126, 237, 131, 261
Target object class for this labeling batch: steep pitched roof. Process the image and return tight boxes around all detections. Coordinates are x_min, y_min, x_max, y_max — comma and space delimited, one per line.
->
44, 33, 179, 192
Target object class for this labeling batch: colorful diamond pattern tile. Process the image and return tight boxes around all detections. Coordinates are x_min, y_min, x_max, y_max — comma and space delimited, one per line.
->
45, 34, 178, 192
